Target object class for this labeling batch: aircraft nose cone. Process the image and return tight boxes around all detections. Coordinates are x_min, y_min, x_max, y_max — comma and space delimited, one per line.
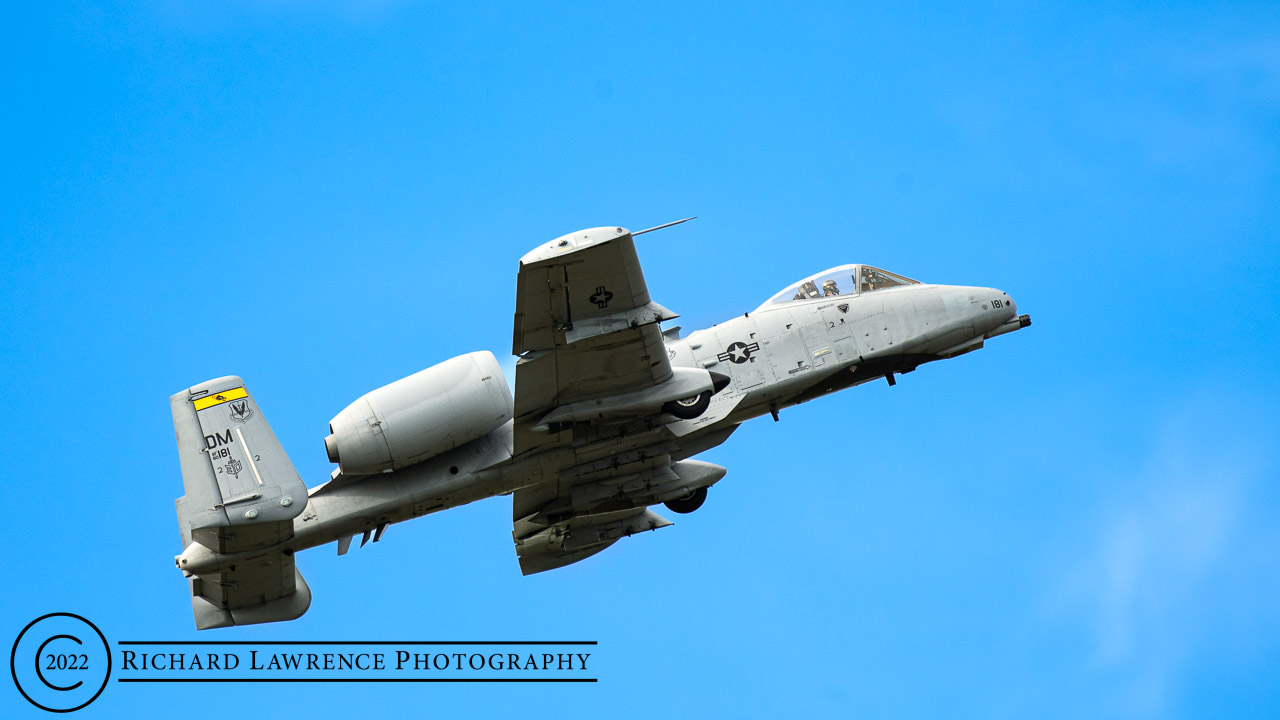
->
998, 290, 1017, 317
982, 289, 1015, 334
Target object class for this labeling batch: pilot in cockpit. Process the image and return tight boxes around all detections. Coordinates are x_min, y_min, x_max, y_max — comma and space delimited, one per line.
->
822, 279, 840, 297
792, 280, 822, 301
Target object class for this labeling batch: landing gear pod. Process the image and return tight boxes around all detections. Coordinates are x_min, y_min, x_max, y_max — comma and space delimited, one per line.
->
663, 391, 712, 419
324, 351, 513, 475
664, 486, 707, 514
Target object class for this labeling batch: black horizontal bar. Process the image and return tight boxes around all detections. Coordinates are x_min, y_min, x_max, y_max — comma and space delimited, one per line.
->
117, 640, 596, 646
118, 678, 596, 683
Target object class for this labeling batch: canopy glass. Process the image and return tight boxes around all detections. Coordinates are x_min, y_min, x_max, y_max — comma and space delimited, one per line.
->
763, 264, 920, 306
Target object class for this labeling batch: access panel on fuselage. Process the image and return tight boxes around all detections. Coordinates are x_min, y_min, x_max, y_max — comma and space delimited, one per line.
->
707, 321, 770, 392
754, 307, 817, 385
797, 301, 858, 368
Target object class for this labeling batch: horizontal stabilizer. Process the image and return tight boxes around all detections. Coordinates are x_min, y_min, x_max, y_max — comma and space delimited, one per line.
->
191, 565, 311, 631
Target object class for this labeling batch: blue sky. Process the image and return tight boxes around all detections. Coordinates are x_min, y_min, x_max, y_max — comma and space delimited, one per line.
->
3, 2, 1278, 717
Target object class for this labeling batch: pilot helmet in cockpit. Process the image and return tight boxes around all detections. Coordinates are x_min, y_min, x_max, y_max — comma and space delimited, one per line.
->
822, 279, 840, 296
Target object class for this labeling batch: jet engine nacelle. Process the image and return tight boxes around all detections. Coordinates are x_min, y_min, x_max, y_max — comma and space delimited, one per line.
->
324, 351, 513, 476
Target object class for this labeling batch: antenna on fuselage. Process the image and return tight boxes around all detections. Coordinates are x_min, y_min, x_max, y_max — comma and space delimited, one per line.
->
633, 216, 696, 236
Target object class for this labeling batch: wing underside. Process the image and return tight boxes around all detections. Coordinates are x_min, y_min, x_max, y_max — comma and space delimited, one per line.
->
513, 506, 673, 575
508, 226, 729, 573
512, 226, 682, 456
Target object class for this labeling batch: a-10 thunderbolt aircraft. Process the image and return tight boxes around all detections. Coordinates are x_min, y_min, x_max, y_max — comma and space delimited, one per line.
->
171, 220, 1031, 629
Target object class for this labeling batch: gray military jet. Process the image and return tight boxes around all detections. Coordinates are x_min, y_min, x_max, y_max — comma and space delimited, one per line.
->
171, 222, 1031, 629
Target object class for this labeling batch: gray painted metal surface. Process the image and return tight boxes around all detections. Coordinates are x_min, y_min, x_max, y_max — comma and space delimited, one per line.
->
169, 224, 1031, 629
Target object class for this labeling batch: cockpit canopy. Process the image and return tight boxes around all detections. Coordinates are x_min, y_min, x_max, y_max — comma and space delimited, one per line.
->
763, 264, 920, 306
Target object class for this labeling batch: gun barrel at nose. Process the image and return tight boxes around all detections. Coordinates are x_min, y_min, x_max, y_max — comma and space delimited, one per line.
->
986, 313, 1032, 339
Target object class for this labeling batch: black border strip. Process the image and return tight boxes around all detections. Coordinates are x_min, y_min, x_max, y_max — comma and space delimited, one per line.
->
119, 678, 596, 683
118, 641, 596, 646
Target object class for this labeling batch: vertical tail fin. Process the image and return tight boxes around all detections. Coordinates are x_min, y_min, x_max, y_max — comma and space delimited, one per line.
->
172, 376, 312, 629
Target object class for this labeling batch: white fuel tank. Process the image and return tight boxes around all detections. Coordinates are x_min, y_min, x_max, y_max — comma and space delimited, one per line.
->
324, 351, 513, 475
